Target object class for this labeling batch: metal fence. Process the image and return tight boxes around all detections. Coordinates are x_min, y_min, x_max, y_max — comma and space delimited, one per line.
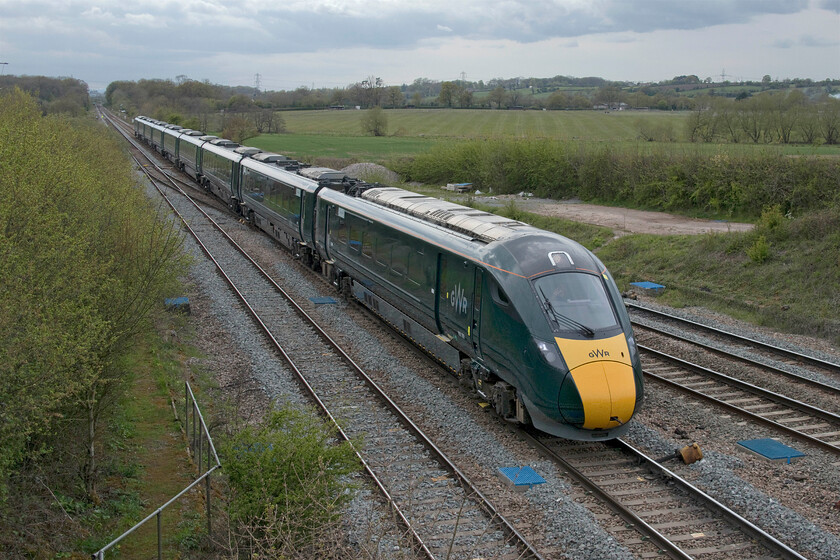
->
92, 382, 221, 560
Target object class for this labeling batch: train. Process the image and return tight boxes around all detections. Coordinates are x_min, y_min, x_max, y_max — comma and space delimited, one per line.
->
134, 115, 644, 440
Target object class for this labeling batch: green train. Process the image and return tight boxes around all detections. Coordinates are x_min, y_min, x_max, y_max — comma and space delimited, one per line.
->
135, 116, 644, 440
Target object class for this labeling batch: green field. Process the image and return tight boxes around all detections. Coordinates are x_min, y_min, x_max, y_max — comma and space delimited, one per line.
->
277, 108, 680, 140
245, 109, 839, 164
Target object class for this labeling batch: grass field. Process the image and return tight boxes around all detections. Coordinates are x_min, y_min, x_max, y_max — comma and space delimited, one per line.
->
245, 109, 839, 164
277, 108, 678, 140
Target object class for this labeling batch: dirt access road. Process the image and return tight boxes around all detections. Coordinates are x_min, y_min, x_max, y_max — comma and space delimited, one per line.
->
483, 195, 754, 236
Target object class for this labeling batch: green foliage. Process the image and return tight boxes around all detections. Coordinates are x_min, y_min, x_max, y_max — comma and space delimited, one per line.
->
222, 406, 361, 552
360, 106, 388, 136
400, 138, 840, 219
0, 88, 187, 513
746, 234, 771, 263
0, 75, 90, 115
599, 206, 840, 342
222, 115, 258, 143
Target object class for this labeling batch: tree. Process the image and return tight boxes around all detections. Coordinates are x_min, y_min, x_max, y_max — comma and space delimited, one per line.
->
223, 115, 259, 143
386, 86, 404, 108
819, 96, 840, 144
594, 86, 624, 109
361, 106, 387, 136
437, 81, 458, 107
546, 91, 570, 110
0, 88, 186, 506
488, 86, 507, 109
458, 88, 473, 109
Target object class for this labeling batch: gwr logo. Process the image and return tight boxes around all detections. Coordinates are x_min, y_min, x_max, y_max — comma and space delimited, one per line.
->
589, 349, 610, 358
448, 283, 469, 315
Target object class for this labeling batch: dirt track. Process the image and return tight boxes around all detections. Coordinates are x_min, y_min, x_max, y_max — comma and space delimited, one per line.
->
484, 195, 754, 236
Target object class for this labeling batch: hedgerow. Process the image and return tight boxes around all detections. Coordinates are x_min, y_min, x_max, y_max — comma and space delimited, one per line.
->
396, 139, 840, 219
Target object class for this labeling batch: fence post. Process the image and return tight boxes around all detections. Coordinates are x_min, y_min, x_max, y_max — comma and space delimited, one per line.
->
206, 473, 212, 537
192, 401, 197, 453
184, 382, 188, 440
198, 429, 203, 473
157, 510, 162, 560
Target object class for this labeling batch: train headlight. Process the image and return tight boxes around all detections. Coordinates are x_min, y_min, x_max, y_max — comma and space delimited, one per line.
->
535, 338, 565, 367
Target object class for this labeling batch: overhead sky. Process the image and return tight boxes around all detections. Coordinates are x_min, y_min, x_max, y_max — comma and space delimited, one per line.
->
2, 0, 838, 92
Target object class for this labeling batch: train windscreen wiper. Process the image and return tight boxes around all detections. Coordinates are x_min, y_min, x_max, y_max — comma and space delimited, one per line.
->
539, 287, 595, 338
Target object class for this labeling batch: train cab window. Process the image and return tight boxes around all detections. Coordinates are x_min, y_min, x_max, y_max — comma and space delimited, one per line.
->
533, 272, 619, 333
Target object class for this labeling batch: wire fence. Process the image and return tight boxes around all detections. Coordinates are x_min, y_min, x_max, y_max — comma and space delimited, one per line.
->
91, 382, 221, 560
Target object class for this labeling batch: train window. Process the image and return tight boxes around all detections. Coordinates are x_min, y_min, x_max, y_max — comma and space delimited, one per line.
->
407, 250, 423, 288
391, 244, 409, 278
362, 232, 374, 259
533, 272, 618, 332
348, 222, 361, 256
375, 237, 393, 270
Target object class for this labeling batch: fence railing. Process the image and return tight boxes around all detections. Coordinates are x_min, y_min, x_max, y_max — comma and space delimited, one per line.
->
92, 382, 221, 559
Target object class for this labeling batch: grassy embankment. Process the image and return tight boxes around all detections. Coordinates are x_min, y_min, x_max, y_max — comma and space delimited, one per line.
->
80, 313, 212, 558
249, 109, 840, 343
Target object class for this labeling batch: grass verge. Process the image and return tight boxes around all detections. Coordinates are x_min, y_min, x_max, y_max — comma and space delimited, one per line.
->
82, 310, 209, 558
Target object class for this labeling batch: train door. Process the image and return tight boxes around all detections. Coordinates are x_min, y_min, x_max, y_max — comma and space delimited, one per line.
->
436, 253, 474, 352
472, 269, 483, 358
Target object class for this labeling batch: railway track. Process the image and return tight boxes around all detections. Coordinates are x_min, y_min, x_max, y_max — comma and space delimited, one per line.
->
101, 110, 833, 558
628, 302, 840, 390
523, 433, 807, 560
639, 345, 840, 455
103, 110, 543, 559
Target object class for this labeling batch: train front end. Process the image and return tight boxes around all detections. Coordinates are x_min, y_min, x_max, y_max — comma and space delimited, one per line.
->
489, 235, 643, 440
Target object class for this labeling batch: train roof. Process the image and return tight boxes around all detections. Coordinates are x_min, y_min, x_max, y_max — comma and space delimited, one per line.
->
202, 141, 244, 160
319, 186, 600, 280
240, 157, 321, 193
361, 187, 534, 244
298, 167, 346, 181
234, 146, 262, 156
252, 152, 295, 164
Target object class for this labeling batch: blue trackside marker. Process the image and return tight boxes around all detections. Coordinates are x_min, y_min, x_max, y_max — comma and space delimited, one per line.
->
630, 281, 665, 294
737, 438, 806, 464
309, 296, 338, 304
498, 466, 546, 490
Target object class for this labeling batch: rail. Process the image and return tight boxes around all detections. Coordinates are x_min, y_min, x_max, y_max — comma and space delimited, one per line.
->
91, 382, 220, 559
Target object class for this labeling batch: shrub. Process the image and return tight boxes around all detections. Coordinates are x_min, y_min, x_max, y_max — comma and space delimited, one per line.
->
746, 234, 771, 263
223, 406, 361, 554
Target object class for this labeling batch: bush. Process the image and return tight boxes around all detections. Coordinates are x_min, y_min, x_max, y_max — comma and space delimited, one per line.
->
746, 234, 771, 263
223, 406, 361, 554
360, 106, 387, 136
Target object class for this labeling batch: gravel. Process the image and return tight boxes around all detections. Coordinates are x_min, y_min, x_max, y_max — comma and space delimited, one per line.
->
141, 167, 840, 559
625, 297, 840, 560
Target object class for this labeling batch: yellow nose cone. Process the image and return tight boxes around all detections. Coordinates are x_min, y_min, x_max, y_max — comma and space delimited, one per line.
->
569, 361, 636, 429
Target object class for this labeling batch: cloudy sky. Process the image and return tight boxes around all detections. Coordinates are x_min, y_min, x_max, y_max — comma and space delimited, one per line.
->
2, 0, 838, 92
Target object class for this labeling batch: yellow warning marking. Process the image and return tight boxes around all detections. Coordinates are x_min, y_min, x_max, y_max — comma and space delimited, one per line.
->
478, 402, 490, 408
